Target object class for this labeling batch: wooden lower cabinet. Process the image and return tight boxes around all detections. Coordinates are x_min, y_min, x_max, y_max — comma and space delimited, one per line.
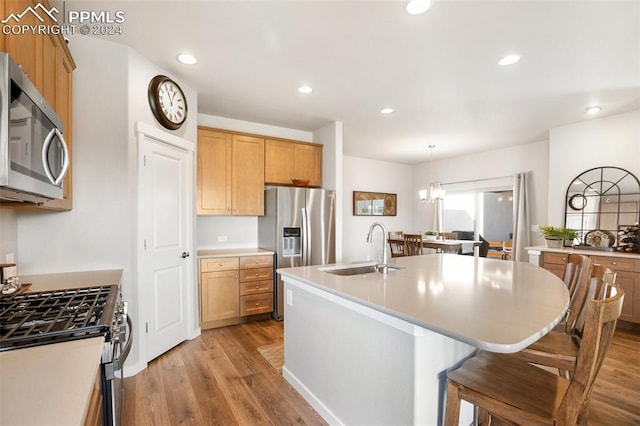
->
541, 252, 569, 280
540, 250, 640, 324
199, 254, 274, 329
83, 368, 103, 426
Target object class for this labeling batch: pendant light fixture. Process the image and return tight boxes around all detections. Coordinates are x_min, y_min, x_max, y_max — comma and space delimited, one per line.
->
419, 145, 445, 202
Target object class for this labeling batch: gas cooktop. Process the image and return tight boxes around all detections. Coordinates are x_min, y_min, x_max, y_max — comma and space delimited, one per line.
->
0, 285, 119, 351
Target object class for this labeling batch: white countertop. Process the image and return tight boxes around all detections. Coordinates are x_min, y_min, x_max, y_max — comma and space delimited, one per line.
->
22, 268, 123, 292
526, 245, 640, 259
197, 248, 274, 258
278, 254, 569, 353
0, 337, 104, 426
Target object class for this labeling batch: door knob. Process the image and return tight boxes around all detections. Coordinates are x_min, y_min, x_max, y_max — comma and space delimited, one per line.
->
181, 251, 190, 258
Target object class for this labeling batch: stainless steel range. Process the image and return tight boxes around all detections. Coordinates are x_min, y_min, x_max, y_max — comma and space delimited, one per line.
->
0, 285, 132, 425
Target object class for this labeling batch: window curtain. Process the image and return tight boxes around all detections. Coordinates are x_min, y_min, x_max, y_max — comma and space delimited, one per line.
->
512, 172, 530, 261
433, 199, 443, 232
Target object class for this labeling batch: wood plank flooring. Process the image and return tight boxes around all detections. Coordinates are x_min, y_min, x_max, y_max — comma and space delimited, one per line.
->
123, 320, 640, 425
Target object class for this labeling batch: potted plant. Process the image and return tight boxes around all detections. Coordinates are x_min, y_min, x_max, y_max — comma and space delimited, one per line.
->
424, 230, 438, 240
538, 226, 577, 248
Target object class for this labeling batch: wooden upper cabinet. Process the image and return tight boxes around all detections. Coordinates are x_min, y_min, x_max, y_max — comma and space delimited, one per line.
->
232, 134, 265, 215
4, 1, 40, 86
265, 139, 322, 187
198, 129, 233, 214
197, 128, 265, 216
294, 143, 322, 187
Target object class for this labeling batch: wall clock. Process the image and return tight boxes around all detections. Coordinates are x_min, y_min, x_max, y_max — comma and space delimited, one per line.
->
147, 75, 188, 130
568, 194, 587, 210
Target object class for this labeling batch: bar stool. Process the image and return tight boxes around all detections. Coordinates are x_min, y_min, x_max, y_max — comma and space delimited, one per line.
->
445, 286, 624, 426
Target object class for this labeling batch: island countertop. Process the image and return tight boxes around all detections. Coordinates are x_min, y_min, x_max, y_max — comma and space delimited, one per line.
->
278, 253, 569, 353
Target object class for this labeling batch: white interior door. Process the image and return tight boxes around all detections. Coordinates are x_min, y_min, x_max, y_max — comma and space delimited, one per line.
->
139, 129, 193, 362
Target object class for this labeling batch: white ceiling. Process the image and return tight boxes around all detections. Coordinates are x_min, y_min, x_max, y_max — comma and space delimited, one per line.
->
59, 0, 639, 164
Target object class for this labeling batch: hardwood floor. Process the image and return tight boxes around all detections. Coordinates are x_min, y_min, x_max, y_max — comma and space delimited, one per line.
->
123, 320, 640, 425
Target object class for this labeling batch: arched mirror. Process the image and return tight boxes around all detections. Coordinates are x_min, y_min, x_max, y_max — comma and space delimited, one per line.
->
564, 166, 640, 252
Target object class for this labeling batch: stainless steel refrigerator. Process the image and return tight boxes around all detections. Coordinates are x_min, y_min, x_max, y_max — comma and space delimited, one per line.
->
258, 187, 336, 320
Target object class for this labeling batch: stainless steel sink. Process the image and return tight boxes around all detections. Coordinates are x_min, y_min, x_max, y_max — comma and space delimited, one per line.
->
319, 263, 402, 276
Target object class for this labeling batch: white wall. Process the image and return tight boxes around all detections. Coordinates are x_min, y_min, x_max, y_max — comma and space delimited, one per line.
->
196, 113, 314, 250
342, 156, 413, 263
0, 209, 18, 263
412, 140, 549, 245
313, 121, 343, 260
548, 110, 640, 226
16, 35, 199, 376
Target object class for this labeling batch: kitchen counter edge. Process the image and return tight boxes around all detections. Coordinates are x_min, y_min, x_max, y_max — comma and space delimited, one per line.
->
198, 248, 274, 258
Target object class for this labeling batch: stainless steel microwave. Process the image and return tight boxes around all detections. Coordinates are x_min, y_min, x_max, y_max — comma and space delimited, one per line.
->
0, 53, 69, 204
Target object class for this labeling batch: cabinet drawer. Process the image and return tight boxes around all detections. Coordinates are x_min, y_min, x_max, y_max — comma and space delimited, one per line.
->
543, 252, 569, 265
240, 293, 274, 316
200, 257, 239, 272
240, 255, 273, 269
240, 280, 273, 296
240, 267, 273, 282
590, 256, 640, 273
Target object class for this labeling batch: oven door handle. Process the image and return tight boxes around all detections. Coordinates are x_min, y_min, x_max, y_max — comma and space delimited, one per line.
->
105, 314, 133, 380
114, 314, 133, 372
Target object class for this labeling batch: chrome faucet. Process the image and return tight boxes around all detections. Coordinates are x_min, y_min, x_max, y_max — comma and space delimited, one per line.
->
367, 222, 388, 274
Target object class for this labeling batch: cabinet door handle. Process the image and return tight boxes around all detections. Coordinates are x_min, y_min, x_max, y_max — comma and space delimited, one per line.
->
255, 302, 260, 306
255, 285, 260, 289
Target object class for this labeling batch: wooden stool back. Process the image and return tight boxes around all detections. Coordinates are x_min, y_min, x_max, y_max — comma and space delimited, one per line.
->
445, 286, 624, 426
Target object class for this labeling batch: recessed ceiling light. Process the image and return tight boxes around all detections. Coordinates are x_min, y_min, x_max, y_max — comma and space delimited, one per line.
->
298, 85, 313, 94
406, 0, 432, 15
498, 55, 521, 66
177, 54, 197, 65
380, 107, 395, 114
586, 105, 602, 115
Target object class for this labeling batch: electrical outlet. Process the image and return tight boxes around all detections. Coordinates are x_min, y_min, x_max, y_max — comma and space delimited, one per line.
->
5, 253, 14, 263
217, 235, 228, 242
286, 289, 293, 306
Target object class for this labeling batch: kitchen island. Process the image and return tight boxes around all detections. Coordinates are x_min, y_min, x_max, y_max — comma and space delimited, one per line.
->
278, 254, 569, 425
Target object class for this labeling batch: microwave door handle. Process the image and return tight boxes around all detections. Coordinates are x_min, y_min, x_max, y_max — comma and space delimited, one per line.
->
41, 128, 70, 185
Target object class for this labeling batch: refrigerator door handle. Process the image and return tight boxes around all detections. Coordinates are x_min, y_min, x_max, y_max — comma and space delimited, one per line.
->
301, 207, 309, 266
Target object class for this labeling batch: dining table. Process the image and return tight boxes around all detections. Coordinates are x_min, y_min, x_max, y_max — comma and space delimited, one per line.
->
422, 237, 483, 255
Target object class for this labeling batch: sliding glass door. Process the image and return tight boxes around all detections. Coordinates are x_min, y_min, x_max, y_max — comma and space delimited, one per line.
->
442, 190, 513, 242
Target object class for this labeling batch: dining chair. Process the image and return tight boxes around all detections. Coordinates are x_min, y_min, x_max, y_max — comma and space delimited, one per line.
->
403, 234, 423, 256
387, 231, 406, 258
438, 232, 458, 240
444, 285, 624, 426
510, 264, 615, 377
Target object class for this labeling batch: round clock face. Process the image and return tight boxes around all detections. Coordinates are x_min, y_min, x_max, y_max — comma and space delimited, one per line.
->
148, 75, 188, 130
569, 194, 587, 210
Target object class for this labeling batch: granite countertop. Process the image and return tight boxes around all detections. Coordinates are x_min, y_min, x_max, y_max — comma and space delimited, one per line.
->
278, 254, 569, 353
197, 248, 274, 258
526, 245, 640, 259
0, 269, 124, 425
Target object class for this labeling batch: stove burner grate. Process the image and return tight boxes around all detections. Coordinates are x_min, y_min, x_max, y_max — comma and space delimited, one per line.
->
0, 285, 119, 351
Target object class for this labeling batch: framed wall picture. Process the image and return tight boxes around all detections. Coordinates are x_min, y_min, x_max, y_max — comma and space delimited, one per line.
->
353, 191, 397, 216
